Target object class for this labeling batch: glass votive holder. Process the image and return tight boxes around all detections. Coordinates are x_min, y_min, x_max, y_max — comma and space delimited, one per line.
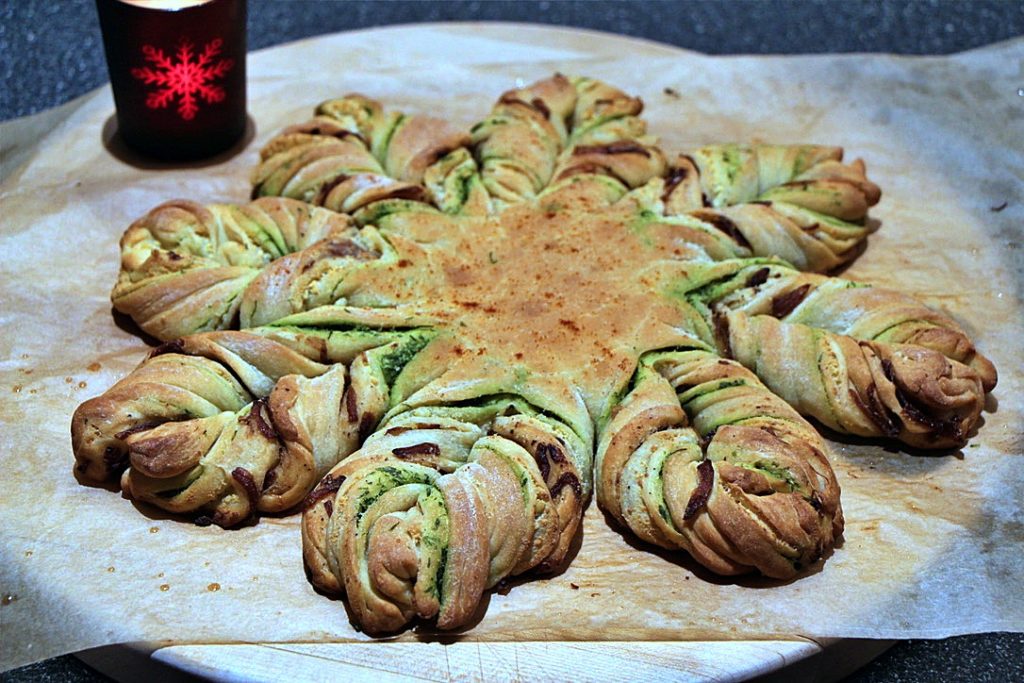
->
95, 0, 247, 160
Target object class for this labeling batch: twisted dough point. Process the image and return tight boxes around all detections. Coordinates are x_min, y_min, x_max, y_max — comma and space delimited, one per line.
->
302, 398, 589, 633
669, 145, 880, 218
634, 145, 881, 272
471, 74, 667, 207
673, 258, 998, 392
596, 349, 842, 579
250, 75, 669, 219
726, 313, 985, 449
252, 94, 468, 215
71, 330, 404, 526
112, 197, 387, 341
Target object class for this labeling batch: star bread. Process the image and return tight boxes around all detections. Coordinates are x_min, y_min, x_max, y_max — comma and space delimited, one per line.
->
72, 74, 997, 634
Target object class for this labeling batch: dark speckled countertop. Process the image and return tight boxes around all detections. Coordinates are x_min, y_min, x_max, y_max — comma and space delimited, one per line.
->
2, 1, 1022, 681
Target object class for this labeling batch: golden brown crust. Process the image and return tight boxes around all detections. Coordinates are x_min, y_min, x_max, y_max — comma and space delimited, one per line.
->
76, 73, 999, 636
668, 258, 998, 393
434, 474, 490, 629
597, 349, 842, 580
726, 313, 985, 449
111, 198, 358, 341
70, 328, 413, 526
490, 415, 585, 572
299, 396, 590, 633
252, 93, 466, 209
649, 146, 881, 271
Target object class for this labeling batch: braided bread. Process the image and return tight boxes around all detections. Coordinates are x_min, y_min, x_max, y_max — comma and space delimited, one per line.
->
111, 197, 392, 340
302, 393, 589, 633
724, 313, 984, 449
252, 94, 467, 212
625, 145, 881, 271
668, 257, 997, 392
72, 309, 436, 525
596, 347, 842, 579
472, 74, 667, 205
73, 73, 999, 635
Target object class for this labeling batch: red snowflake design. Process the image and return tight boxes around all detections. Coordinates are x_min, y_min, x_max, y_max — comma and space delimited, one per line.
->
131, 39, 234, 120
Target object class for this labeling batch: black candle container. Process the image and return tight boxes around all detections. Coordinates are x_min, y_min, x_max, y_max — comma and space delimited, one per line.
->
96, 0, 247, 160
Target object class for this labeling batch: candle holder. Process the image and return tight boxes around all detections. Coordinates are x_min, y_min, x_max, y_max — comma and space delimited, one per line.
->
96, 0, 247, 160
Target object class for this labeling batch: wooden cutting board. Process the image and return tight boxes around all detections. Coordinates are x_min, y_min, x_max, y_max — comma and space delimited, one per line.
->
68, 23, 895, 682
7, 21, 1020, 681
78, 639, 893, 682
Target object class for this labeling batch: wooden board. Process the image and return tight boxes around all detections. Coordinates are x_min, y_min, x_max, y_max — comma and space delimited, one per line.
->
77, 639, 894, 682
68, 25, 896, 680
6, 19, 1020, 680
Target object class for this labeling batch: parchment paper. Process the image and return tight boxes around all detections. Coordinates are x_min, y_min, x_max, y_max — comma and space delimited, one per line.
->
2, 24, 1022, 671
